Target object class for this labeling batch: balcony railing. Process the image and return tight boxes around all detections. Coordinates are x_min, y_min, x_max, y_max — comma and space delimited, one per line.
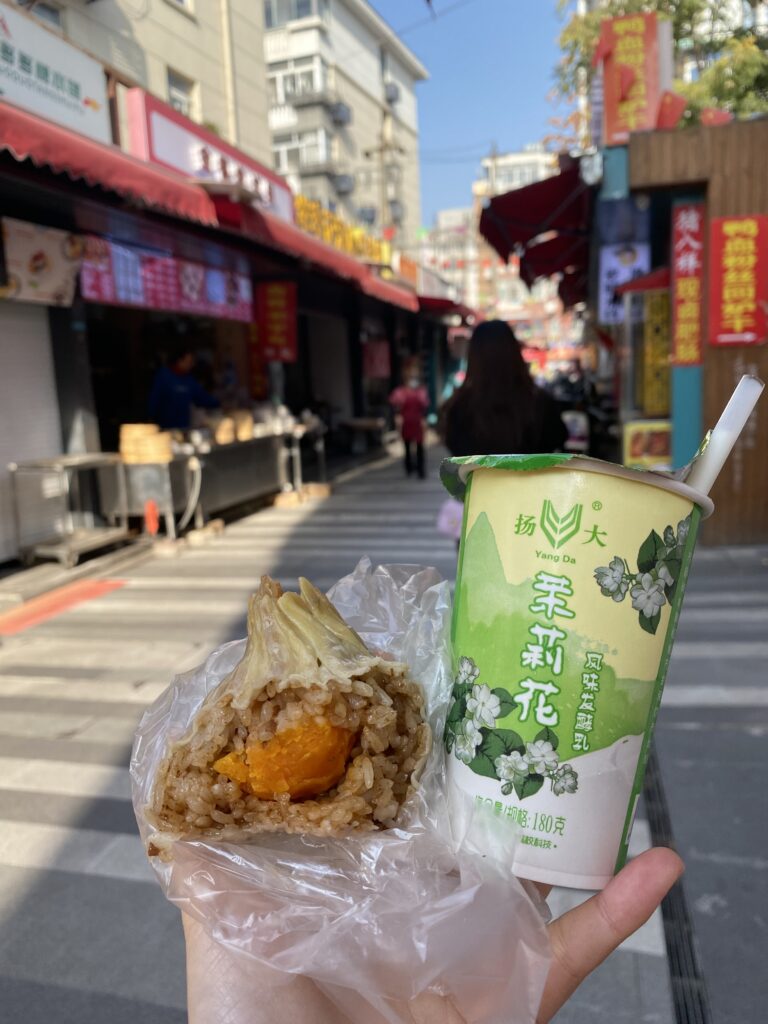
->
268, 105, 298, 130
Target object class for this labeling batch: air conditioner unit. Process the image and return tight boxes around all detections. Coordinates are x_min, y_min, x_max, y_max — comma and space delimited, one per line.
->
388, 198, 404, 224
330, 101, 352, 126
333, 174, 355, 195
357, 206, 377, 225
384, 81, 400, 105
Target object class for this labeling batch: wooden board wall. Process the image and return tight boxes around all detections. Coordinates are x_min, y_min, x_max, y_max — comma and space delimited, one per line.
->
630, 123, 768, 545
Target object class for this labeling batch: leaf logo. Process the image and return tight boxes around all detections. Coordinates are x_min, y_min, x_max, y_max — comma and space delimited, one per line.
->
540, 500, 583, 549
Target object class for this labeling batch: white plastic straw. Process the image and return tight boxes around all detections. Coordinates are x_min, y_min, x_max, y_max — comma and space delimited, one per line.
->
686, 375, 765, 495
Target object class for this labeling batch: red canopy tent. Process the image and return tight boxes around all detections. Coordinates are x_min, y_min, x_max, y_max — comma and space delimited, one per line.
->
417, 295, 479, 324
614, 266, 671, 294
479, 160, 593, 262
520, 234, 590, 288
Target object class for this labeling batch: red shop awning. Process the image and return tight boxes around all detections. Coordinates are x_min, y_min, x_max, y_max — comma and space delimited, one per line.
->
479, 162, 592, 262
214, 196, 418, 312
520, 234, 590, 288
418, 295, 479, 323
614, 266, 671, 294
558, 268, 589, 309
0, 100, 217, 226
363, 273, 418, 312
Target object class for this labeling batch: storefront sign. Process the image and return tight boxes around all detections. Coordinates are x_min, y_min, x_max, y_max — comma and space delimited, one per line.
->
80, 237, 253, 321
0, 217, 83, 305
294, 195, 389, 264
623, 419, 672, 471
598, 242, 651, 324
643, 291, 670, 416
670, 202, 705, 365
0, 5, 110, 142
126, 89, 294, 223
598, 13, 664, 146
255, 282, 297, 363
709, 215, 768, 346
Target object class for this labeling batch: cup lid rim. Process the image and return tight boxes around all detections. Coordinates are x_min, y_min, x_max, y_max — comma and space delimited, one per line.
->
440, 453, 715, 518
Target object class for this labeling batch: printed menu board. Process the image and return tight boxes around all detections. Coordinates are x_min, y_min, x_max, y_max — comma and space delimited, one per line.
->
80, 237, 253, 322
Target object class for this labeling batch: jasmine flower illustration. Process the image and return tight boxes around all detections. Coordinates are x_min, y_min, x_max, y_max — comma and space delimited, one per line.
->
525, 739, 560, 774
466, 683, 501, 729
655, 561, 674, 588
454, 718, 482, 764
456, 656, 480, 687
592, 515, 693, 635
594, 556, 629, 601
631, 573, 667, 619
495, 750, 530, 783
552, 764, 579, 795
677, 517, 690, 547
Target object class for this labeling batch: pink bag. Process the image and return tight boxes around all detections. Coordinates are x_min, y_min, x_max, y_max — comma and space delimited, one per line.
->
436, 497, 464, 540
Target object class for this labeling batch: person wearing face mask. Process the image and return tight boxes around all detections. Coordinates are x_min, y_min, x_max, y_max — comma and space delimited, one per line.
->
389, 370, 430, 480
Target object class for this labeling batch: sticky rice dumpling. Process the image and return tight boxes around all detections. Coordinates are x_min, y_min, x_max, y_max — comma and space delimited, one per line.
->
146, 576, 430, 848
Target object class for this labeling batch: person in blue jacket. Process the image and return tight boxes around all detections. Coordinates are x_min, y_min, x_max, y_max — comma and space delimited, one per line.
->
148, 343, 220, 430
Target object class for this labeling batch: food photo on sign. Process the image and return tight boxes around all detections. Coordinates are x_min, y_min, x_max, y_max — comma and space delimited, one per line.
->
0, 217, 84, 305
598, 241, 651, 324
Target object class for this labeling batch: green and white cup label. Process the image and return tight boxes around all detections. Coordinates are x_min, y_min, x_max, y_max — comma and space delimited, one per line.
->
445, 463, 700, 890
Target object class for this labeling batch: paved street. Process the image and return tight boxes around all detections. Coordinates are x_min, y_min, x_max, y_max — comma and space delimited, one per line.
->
0, 449, 765, 1023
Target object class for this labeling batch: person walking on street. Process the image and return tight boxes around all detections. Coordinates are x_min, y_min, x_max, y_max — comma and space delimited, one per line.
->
390, 373, 429, 479
441, 320, 567, 456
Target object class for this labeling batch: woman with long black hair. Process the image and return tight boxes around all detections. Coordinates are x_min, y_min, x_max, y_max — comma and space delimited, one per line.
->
441, 320, 567, 456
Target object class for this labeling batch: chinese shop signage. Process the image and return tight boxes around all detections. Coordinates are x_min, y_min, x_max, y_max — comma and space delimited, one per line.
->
709, 216, 768, 346
0, 4, 110, 142
671, 202, 705, 365
595, 12, 669, 146
126, 89, 294, 223
0, 217, 83, 305
255, 282, 297, 363
294, 195, 390, 265
80, 237, 253, 321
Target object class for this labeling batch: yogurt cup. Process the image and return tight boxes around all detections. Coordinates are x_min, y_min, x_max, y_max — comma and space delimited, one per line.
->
441, 453, 712, 891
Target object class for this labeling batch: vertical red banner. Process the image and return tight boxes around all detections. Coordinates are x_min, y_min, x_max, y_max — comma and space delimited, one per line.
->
709, 216, 768, 346
602, 12, 660, 145
670, 202, 705, 365
256, 281, 298, 362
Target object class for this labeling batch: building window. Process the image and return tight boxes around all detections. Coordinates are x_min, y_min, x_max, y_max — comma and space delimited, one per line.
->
15, 0, 61, 28
268, 55, 326, 105
167, 68, 198, 120
264, 0, 325, 29
272, 128, 328, 173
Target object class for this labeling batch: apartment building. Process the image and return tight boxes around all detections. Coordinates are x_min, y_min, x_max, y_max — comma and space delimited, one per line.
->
263, 0, 427, 246
418, 208, 478, 309
15, 0, 272, 162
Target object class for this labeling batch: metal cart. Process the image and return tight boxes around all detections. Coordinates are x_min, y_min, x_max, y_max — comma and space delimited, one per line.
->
100, 432, 289, 538
8, 453, 130, 568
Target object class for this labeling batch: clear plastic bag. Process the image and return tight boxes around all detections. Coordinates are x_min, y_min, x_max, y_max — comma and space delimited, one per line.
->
131, 560, 551, 1023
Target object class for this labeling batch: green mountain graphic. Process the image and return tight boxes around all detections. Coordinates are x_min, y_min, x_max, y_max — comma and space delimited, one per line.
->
454, 509, 655, 757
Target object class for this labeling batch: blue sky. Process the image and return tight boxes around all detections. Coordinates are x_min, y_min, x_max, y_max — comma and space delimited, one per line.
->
370, 0, 566, 227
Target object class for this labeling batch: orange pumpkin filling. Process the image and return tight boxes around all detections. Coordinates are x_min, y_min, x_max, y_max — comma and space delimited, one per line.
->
213, 718, 356, 800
